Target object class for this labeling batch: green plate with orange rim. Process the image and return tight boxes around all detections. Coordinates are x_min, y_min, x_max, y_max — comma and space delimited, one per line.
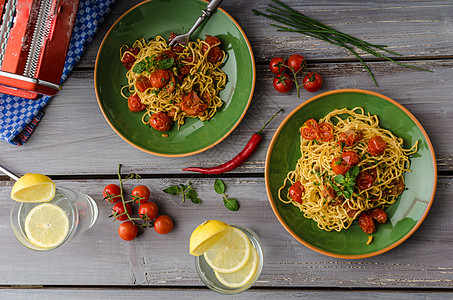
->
95, 0, 255, 157
265, 89, 437, 259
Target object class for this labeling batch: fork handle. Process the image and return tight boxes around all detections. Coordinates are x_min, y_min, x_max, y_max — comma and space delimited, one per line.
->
188, 0, 224, 36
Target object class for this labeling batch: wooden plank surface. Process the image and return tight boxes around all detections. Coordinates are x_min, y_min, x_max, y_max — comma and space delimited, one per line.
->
1, 288, 452, 300
1, 59, 452, 176
0, 177, 452, 288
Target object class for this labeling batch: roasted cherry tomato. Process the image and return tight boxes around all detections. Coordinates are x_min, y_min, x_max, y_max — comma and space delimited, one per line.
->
347, 208, 360, 218
179, 65, 193, 78
357, 168, 377, 190
269, 57, 287, 74
150, 69, 172, 88
341, 151, 361, 165
138, 202, 159, 221
181, 91, 209, 116
202, 35, 221, 53
303, 72, 323, 92
135, 76, 152, 92
339, 129, 363, 147
389, 178, 405, 195
358, 211, 376, 234
112, 202, 132, 221
288, 181, 304, 204
323, 185, 337, 200
154, 215, 174, 234
315, 122, 333, 142
149, 112, 172, 132
132, 185, 151, 205
121, 47, 139, 70
300, 118, 318, 140
371, 208, 387, 224
156, 50, 178, 65
168, 32, 184, 52
161, 74, 176, 94
286, 54, 306, 73
207, 46, 223, 64
367, 136, 386, 156
103, 184, 122, 203
273, 72, 293, 93
128, 93, 146, 112
331, 157, 351, 175
118, 221, 139, 241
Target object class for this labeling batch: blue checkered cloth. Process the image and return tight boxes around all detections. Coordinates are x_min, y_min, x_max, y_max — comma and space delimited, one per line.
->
0, 0, 116, 145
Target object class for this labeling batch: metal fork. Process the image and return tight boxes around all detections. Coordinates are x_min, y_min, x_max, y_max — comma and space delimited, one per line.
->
169, 0, 224, 47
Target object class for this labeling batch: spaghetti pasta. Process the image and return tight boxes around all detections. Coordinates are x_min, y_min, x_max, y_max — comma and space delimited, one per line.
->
278, 107, 418, 232
120, 34, 227, 131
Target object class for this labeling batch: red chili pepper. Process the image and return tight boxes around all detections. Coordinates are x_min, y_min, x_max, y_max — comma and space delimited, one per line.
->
182, 109, 283, 174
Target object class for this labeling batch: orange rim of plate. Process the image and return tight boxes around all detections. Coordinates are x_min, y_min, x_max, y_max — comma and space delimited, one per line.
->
94, 0, 256, 157
264, 88, 437, 259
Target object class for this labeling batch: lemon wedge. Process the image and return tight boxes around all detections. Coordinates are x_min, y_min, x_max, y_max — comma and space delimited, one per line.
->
215, 246, 259, 288
24, 203, 69, 248
204, 227, 251, 273
11, 173, 56, 203
190, 220, 233, 256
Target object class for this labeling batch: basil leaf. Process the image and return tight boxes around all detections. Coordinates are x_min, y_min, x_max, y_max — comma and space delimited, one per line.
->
186, 189, 201, 204
224, 198, 239, 211
132, 61, 146, 73
348, 166, 360, 178
214, 179, 225, 194
334, 175, 345, 184
343, 190, 352, 199
163, 185, 181, 195
158, 58, 174, 69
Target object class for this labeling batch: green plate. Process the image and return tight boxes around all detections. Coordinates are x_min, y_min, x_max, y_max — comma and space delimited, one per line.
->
95, 0, 255, 157
265, 89, 437, 259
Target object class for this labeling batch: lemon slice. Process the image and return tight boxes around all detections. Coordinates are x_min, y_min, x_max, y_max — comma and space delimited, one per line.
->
24, 203, 69, 248
190, 220, 233, 256
11, 173, 56, 203
215, 246, 259, 288
204, 227, 251, 273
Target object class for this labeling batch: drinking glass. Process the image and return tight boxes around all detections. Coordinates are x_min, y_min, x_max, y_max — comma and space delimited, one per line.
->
194, 225, 264, 294
10, 186, 98, 251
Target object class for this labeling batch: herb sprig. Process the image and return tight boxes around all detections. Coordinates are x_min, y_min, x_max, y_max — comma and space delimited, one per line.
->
163, 182, 202, 204
252, 0, 432, 86
214, 179, 239, 211
331, 166, 361, 199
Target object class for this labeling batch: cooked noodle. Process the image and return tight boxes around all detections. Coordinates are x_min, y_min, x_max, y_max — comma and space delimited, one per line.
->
278, 107, 418, 232
120, 36, 226, 128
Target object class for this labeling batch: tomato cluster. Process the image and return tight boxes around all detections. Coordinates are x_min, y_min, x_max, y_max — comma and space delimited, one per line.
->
269, 54, 323, 96
103, 184, 174, 241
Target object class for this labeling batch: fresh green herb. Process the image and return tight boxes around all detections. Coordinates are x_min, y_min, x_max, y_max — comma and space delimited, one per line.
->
163, 182, 201, 204
132, 61, 146, 74
214, 179, 239, 211
334, 158, 342, 165
252, 0, 432, 86
332, 165, 361, 199
158, 58, 174, 69
341, 141, 345, 151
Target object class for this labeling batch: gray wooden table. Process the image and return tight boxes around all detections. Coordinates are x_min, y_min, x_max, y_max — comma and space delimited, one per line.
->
1, 0, 452, 298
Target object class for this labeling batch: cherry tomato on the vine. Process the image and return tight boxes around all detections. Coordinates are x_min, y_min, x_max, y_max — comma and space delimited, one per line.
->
103, 184, 122, 203
269, 57, 286, 74
273, 72, 293, 93
303, 72, 323, 92
112, 202, 132, 221
286, 54, 306, 73
118, 221, 139, 241
154, 215, 174, 234
138, 202, 159, 221
132, 185, 151, 205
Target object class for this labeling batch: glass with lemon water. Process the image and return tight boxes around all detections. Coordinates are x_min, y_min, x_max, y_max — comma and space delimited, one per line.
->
190, 220, 263, 294
10, 173, 98, 251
